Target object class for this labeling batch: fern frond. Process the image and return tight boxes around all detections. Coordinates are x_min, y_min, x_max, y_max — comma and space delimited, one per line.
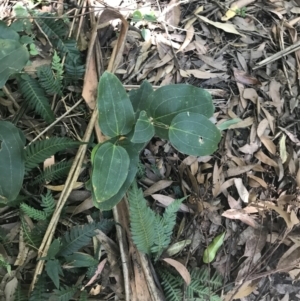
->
128, 180, 156, 255
159, 269, 183, 301
64, 53, 85, 83
21, 218, 48, 249
29, 273, 50, 301
37, 64, 62, 97
79, 291, 88, 301
35, 13, 68, 43
151, 197, 185, 258
53, 286, 77, 301
57, 223, 97, 257
19, 75, 55, 123
32, 160, 73, 185
13, 282, 27, 301
41, 190, 56, 216
20, 203, 47, 220
187, 267, 222, 301
25, 137, 82, 170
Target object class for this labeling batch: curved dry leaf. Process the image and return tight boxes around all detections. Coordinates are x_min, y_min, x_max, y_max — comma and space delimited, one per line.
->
226, 164, 256, 177
163, 258, 191, 285
262, 201, 299, 229
279, 134, 287, 163
197, 15, 244, 36
233, 68, 261, 85
164, 0, 181, 29
151, 194, 193, 213
177, 25, 194, 53
143, 180, 173, 197
212, 162, 221, 197
228, 117, 253, 129
239, 142, 260, 154
255, 150, 278, 168
224, 280, 259, 300
234, 178, 249, 203
247, 174, 267, 188
184, 69, 225, 79
222, 209, 259, 228
257, 119, 269, 137
243, 88, 258, 103
260, 135, 276, 155
44, 182, 84, 191
277, 244, 300, 270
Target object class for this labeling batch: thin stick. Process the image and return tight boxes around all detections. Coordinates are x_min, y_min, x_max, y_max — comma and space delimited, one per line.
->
29, 98, 83, 144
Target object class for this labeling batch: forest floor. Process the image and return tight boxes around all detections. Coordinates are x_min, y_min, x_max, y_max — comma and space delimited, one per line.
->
1, 0, 300, 300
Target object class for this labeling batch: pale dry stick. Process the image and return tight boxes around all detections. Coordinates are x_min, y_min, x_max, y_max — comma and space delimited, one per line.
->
76, 0, 88, 41
29, 97, 83, 144
2, 85, 20, 109
29, 109, 98, 292
29, 15, 102, 292
253, 39, 300, 70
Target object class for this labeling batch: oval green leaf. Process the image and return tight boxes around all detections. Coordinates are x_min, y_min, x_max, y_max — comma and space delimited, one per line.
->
92, 142, 129, 204
0, 121, 26, 203
147, 84, 214, 139
92, 138, 143, 211
97, 71, 135, 137
0, 39, 29, 88
131, 111, 154, 143
203, 232, 226, 263
169, 112, 221, 156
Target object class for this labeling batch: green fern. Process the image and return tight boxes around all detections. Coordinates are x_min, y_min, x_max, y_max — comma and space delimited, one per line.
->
159, 267, 222, 301
25, 137, 82, 170
32, 160, 73, 185
37, 51, 63, 96
128, 180, 156, 255
79, 291, 88, 301
13, 282, 27, 301
41, 190, 56, 215
159, 269, 183, 301
151, 197, 184, 258
21, 218, 49, 249
20, 203, 47, 220
29, 273, 50, 301
187, 267, 222, 301
19, 75, 55, 123
53, 286, 77, 301
57, 219, 114, 257
64, 52, 85, 83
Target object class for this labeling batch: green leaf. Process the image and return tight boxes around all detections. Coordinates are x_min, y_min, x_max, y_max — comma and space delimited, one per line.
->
128, 180, 156, 254
0, 121, 25, 203
92, 142, 130, 204
203, 232, 226, 263
131, 111, 154, 143
65, 252, 98, 268
0, 21, 19, 40
169, 112, 221, 156
25, 137, 81, 170
0, 38, 29, 88
132, 10, 143, 22
217, 118, 241, 131
147, 85, 214, 139
45, 259, 64, 289
97, 71, 135, 137
128, 80, 153, 117
92, 138, 142, 211
144, 12, 157, 22
47, 238, 61, 260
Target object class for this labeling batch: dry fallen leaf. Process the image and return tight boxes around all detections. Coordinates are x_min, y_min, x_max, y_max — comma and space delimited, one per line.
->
151, 194, 193, 213
221, 0, 256, 21
255, 150, 278, 168
163, 0, 181, 29
222, 209, 260, 228
260, 135, 276, 155
233, 68, 261, 85
196, 15, 244, 36
234, 178, 249, 203
177, 25, 194, 53
143, 180, 173, 196
224, 280, 259, 300
163, 258, 191, 285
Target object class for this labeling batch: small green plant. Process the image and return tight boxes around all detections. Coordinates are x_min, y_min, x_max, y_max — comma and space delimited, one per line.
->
235, 7, 247, 17
159, 267, 222, 301
91, 72, 221, 210
132, 10, 157, 22
128, 180, 185, 259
